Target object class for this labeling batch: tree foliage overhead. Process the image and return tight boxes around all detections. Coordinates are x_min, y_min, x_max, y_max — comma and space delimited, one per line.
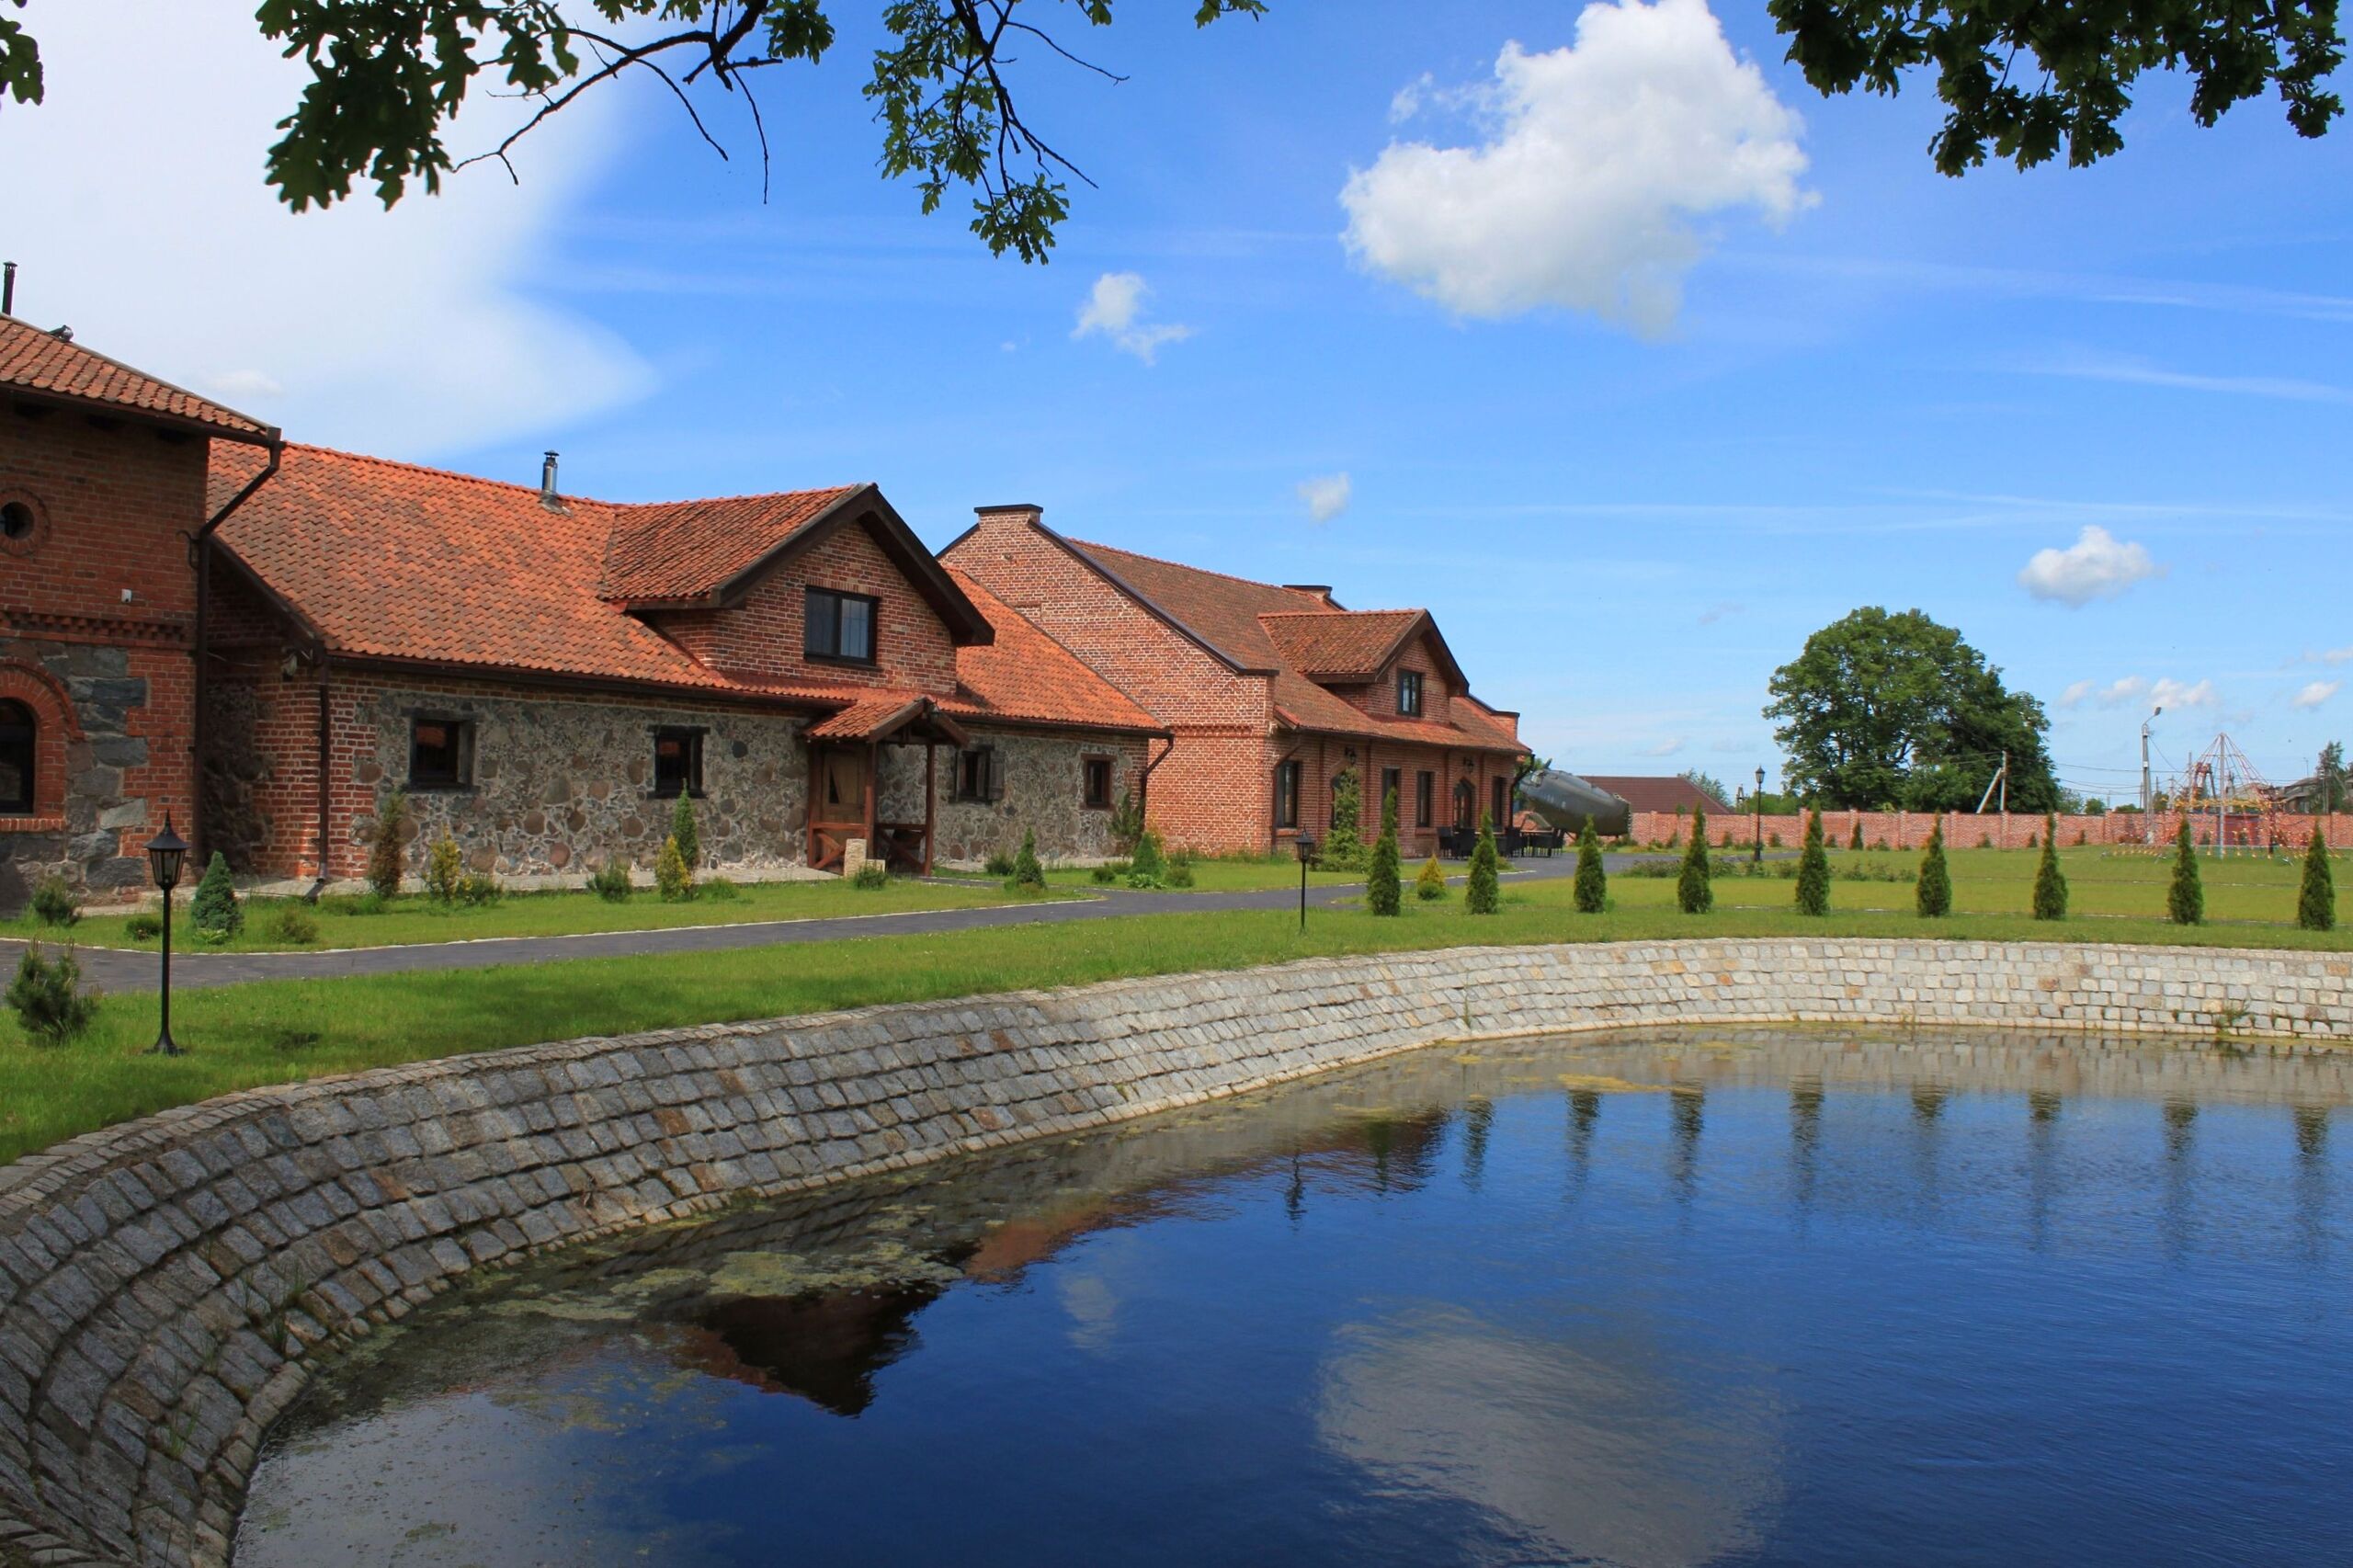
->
1766, 607, 2058, 812
4, 0, 1263, 263
1768, 0, 2344, 176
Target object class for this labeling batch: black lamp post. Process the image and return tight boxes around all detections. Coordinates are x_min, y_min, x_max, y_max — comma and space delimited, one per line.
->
144, 818, 188, 1057
1753, 767, 1766, 867
1293, 833, 1319, 933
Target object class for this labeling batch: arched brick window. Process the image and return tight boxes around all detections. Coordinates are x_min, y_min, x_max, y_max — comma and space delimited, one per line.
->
1453, 778, 1475, 831
0, 701, 31, 815
0, 665, 77, 825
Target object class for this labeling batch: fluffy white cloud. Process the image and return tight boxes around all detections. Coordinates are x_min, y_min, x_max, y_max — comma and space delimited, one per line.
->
7, 0, 651, 459
2018, 526, 2164, 606
1639, 737, 1688, 756
1297, 472, 1353, 523
1339, 0, 1813, 335
2312, 646, 2353, 666
2059, 680, 2097, 710
1072, 272, 1192, 364
2293, 680, 2342, 710
2075, 676, 2218, 711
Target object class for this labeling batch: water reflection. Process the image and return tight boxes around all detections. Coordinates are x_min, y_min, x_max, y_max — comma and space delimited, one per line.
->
242, 1028, 2353, 1568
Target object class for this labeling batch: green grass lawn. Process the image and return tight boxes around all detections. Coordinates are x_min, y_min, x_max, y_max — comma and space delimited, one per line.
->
1041, 857, 1363, 893
5, 847, 2347, 1165
5, 875, 1073, 954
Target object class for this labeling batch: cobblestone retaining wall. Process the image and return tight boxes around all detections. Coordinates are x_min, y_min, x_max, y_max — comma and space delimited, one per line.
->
1, 939, 2347, 1566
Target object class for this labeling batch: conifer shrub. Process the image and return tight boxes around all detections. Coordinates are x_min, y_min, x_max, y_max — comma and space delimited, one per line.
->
189, 852, 244, 940
2297, 827, 2336, 932
1090, 863, 1120, 885
851, 862, 890, 890
366, 791, 407, 900
1130, 829, 1167, 885
1916, 821, 1952, 917
29, 876, 79, 928
2167, 820, 2204, 926
1321, 769, 1366, 871
1165, 861, 1195, 888
425, 834, 462, 905
6, 946, 98, 1046
656, 835, 693, 902
1415, 856, 1448, 902
456, 871, 502, 906
1573, 818, 1607, 914
983, 847, 1017, 878
670, 787, 700, 870
1367, 787, 1403, 916
588, 859, 632, 903
1676, 805, 1712, 914
1794, 809, 1830, 916
2031, 813, 2068, 921
1466, 812, 1501, 915
1010, 828, 1047, 892
1108, 790, 1145, 856
1850, 821, 1866, 851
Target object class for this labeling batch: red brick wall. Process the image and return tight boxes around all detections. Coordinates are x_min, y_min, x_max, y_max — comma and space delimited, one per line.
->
1337, 633, 1454, 727
1627, 808, 2353, 852
1278, 734, 1517, 861
650, 520, 960, 696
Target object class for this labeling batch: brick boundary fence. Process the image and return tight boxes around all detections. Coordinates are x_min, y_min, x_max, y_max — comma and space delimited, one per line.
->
1630, 809, 2353, 853
3, 939, 2349, 1566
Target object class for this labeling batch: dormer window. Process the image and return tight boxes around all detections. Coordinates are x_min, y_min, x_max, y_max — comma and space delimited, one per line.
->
1397, 669, 1424, 717
805, 587, 878, 665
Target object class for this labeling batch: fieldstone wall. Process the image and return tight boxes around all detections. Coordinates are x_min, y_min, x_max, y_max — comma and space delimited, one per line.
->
0, 639, 170, 913
0, 938, 2347, 1567
893, 727, 1142, 866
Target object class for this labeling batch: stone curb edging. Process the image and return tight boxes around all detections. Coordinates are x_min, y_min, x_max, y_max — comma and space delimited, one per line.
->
1, 937, 2347, 1566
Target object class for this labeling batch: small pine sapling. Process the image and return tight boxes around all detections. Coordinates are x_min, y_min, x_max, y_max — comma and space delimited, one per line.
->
1367, 787, 1403, 916
655, 835, 693, 902
1916, 820, 1952, 917
189, 852, 244, 939
1676, 805, 1712, 914
670, 786, 700, 870
29, 876, 79, 928
367, 790, 407, 900
5, 946, 99, 1046
2167, 820, 2204, 926
1011, 828, 1047, 892
1129, 829, 1167, 885
2031, 813, 2068, 921
1466, 812, 1501, 914
1573, 818, 1607, 914
2297, 827, 2336, 932
1415, 857, 1448, 901
1849, 821, 1865, 851
1794, 810, 1830, 916
426, 834, 462, 904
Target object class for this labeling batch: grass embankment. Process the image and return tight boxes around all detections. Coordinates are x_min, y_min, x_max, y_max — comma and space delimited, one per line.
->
4, 844, 2347, 1165
9, 876, 1071, 953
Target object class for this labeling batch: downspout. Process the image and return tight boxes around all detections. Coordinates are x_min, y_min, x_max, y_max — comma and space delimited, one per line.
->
188, 435, 284, 865
309, 656, 332, 902
1137, 733, 1174, 822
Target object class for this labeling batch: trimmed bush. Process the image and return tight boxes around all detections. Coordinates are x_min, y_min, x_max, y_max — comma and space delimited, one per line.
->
851, 862, 890, 890
670, 786, 701, 870
29, 877, 79, 928
1916, 820, 1952, 917
1415, 856, 1448, 902
1466, 812, 1501, 915
6, 946, 99, 1046
1794, 809, 1830, 916
1677, 805, 1712, 914
1090, 863, 1119, 885
366, 790, 407, 900
189, 852, 244, 939
1367, 786, 1402, 916
125, 911, 162, 940
1321, 769, 1366, 872
2167, 820, 2204, 926
1849, 821, 1865, 851
269, 905, 321, 946
2297, 827, 2336, 932
1573, 818, 1607, 914
701, 875, 741, 901
456, 871, 502, 906
655, 835, 693, 902
425, 834, 462, 904
588, 859, 632, 903
1010, 829, 1046, 892
2031, 813, 2068, 921
1131, 829, 1168, 885
983, 848, 1017, 878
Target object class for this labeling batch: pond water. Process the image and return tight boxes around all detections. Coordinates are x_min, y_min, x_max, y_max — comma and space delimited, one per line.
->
236, 1028, 2353, 1568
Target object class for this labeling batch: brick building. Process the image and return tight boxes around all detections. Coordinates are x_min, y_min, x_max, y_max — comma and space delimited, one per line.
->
945, 506, 1527, 857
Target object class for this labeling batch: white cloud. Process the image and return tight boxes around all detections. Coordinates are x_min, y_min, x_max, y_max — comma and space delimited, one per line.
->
2059, 680, 2097, 710
1639, 737, 1687, 756
1297, 472, 1353, 523
7, 0, 651, 459
2293, 680, 2341, 710
2073, 676, 2219, 711
1697, 601, 1744, 625
2018, 526, 2164, 606
2311, 646, 2353, 665
1338, 0, 1813, 335
2018, 348, 2353, 404
1072, 272, 1193, 364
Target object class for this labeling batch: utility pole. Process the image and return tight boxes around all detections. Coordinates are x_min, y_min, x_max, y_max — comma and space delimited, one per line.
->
2141, 706, 2164, 845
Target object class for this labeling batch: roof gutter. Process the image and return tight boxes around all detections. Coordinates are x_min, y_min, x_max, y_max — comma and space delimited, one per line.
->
189, 434, 284, 865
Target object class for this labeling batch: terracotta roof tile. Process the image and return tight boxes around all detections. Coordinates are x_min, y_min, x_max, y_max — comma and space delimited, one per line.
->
946, 570, 1164, 734
600, 487, 862, 603
1580, 776, 1731, 814
807, 696, 929, 742
0, 317, 275, 442
1258, 609, 1423, 679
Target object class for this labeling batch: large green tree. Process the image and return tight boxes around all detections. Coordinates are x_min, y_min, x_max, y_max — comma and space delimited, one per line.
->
1765, 608, 2057, 812
2317, 741, 2348, 812
0, 1, 1264, 263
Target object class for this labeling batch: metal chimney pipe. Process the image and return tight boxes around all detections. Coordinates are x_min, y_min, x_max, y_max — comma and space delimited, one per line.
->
540, 450, 559, 503
3, 263, 15, 318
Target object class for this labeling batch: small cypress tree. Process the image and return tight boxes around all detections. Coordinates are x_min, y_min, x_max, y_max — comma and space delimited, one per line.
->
1677, 804, 1712, 914
2031, 812, 2069, 921
425, 833, 462, 904
188, 852, 244, 937
366, 790, 407, 900
1129, 828, 1166, 885
1011, 827, 1046, 891
1367, 787, 1402, 916
1323, 768, 1365, 870
1108, 789, 1145, 855
1795, 809, 1830, 915
670, 785, 701, 870
655, 834, 693, 901
2296, 826, 2336, 932
1573, 817, 1608, 914
1849, 820, 1865, 851
1466, 812, 1501, 914
1916, 820, 1952, 917
1415, 856, 1449, 901
2167, 819, 2204, 926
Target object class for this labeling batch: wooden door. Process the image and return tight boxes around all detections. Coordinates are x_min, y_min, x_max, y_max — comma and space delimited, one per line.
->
809, 745, 871, 871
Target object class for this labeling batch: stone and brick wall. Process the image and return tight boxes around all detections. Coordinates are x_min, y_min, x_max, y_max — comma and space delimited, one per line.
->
904, 727, 1148, 865
0, 938, 2347, 1566
0, 415, 214, 911
1629, 808, 2353, 853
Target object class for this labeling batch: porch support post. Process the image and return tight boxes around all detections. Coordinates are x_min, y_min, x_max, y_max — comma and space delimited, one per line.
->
863, 740, 878, 858
805, 739, 820, 868
923, 740, 937, 875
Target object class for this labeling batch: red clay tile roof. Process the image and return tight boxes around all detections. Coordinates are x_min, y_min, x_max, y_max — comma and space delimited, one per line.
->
946, 569, 1165, 734
599, 487, 861, 603
804, 696, 975, 745
1063, 536, 1521, 755
1580, 776, 1731, 814
1257, 610, 1424, 679
0, 317, 276, 444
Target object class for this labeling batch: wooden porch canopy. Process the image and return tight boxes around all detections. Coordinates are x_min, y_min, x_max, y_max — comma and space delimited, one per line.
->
805, 696, 970, 876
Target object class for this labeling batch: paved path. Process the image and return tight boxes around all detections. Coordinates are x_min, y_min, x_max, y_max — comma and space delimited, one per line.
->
1, 851, 1727, 994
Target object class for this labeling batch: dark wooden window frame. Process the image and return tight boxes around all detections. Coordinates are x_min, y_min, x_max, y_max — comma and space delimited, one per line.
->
1493, 775, 1508, 831
652, 725, 707, 799
406, 713, 476, 791
1380, 766, 1403, 820
1396, 669, 1424, 717
955, 745, 1004, 804
0, 699, 34, 816
1415, 770, 1435, 829
1274, 759, 1302, 831
804, 586, 881, 666
1082, 755, 1115, 811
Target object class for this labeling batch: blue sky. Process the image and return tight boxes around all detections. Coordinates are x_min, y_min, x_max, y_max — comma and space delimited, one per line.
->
13, 0, 2351, 800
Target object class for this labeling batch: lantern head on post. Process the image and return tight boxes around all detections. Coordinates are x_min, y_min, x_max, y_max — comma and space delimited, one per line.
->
1292, 833, 1319, 865
146, 819, 188, 892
